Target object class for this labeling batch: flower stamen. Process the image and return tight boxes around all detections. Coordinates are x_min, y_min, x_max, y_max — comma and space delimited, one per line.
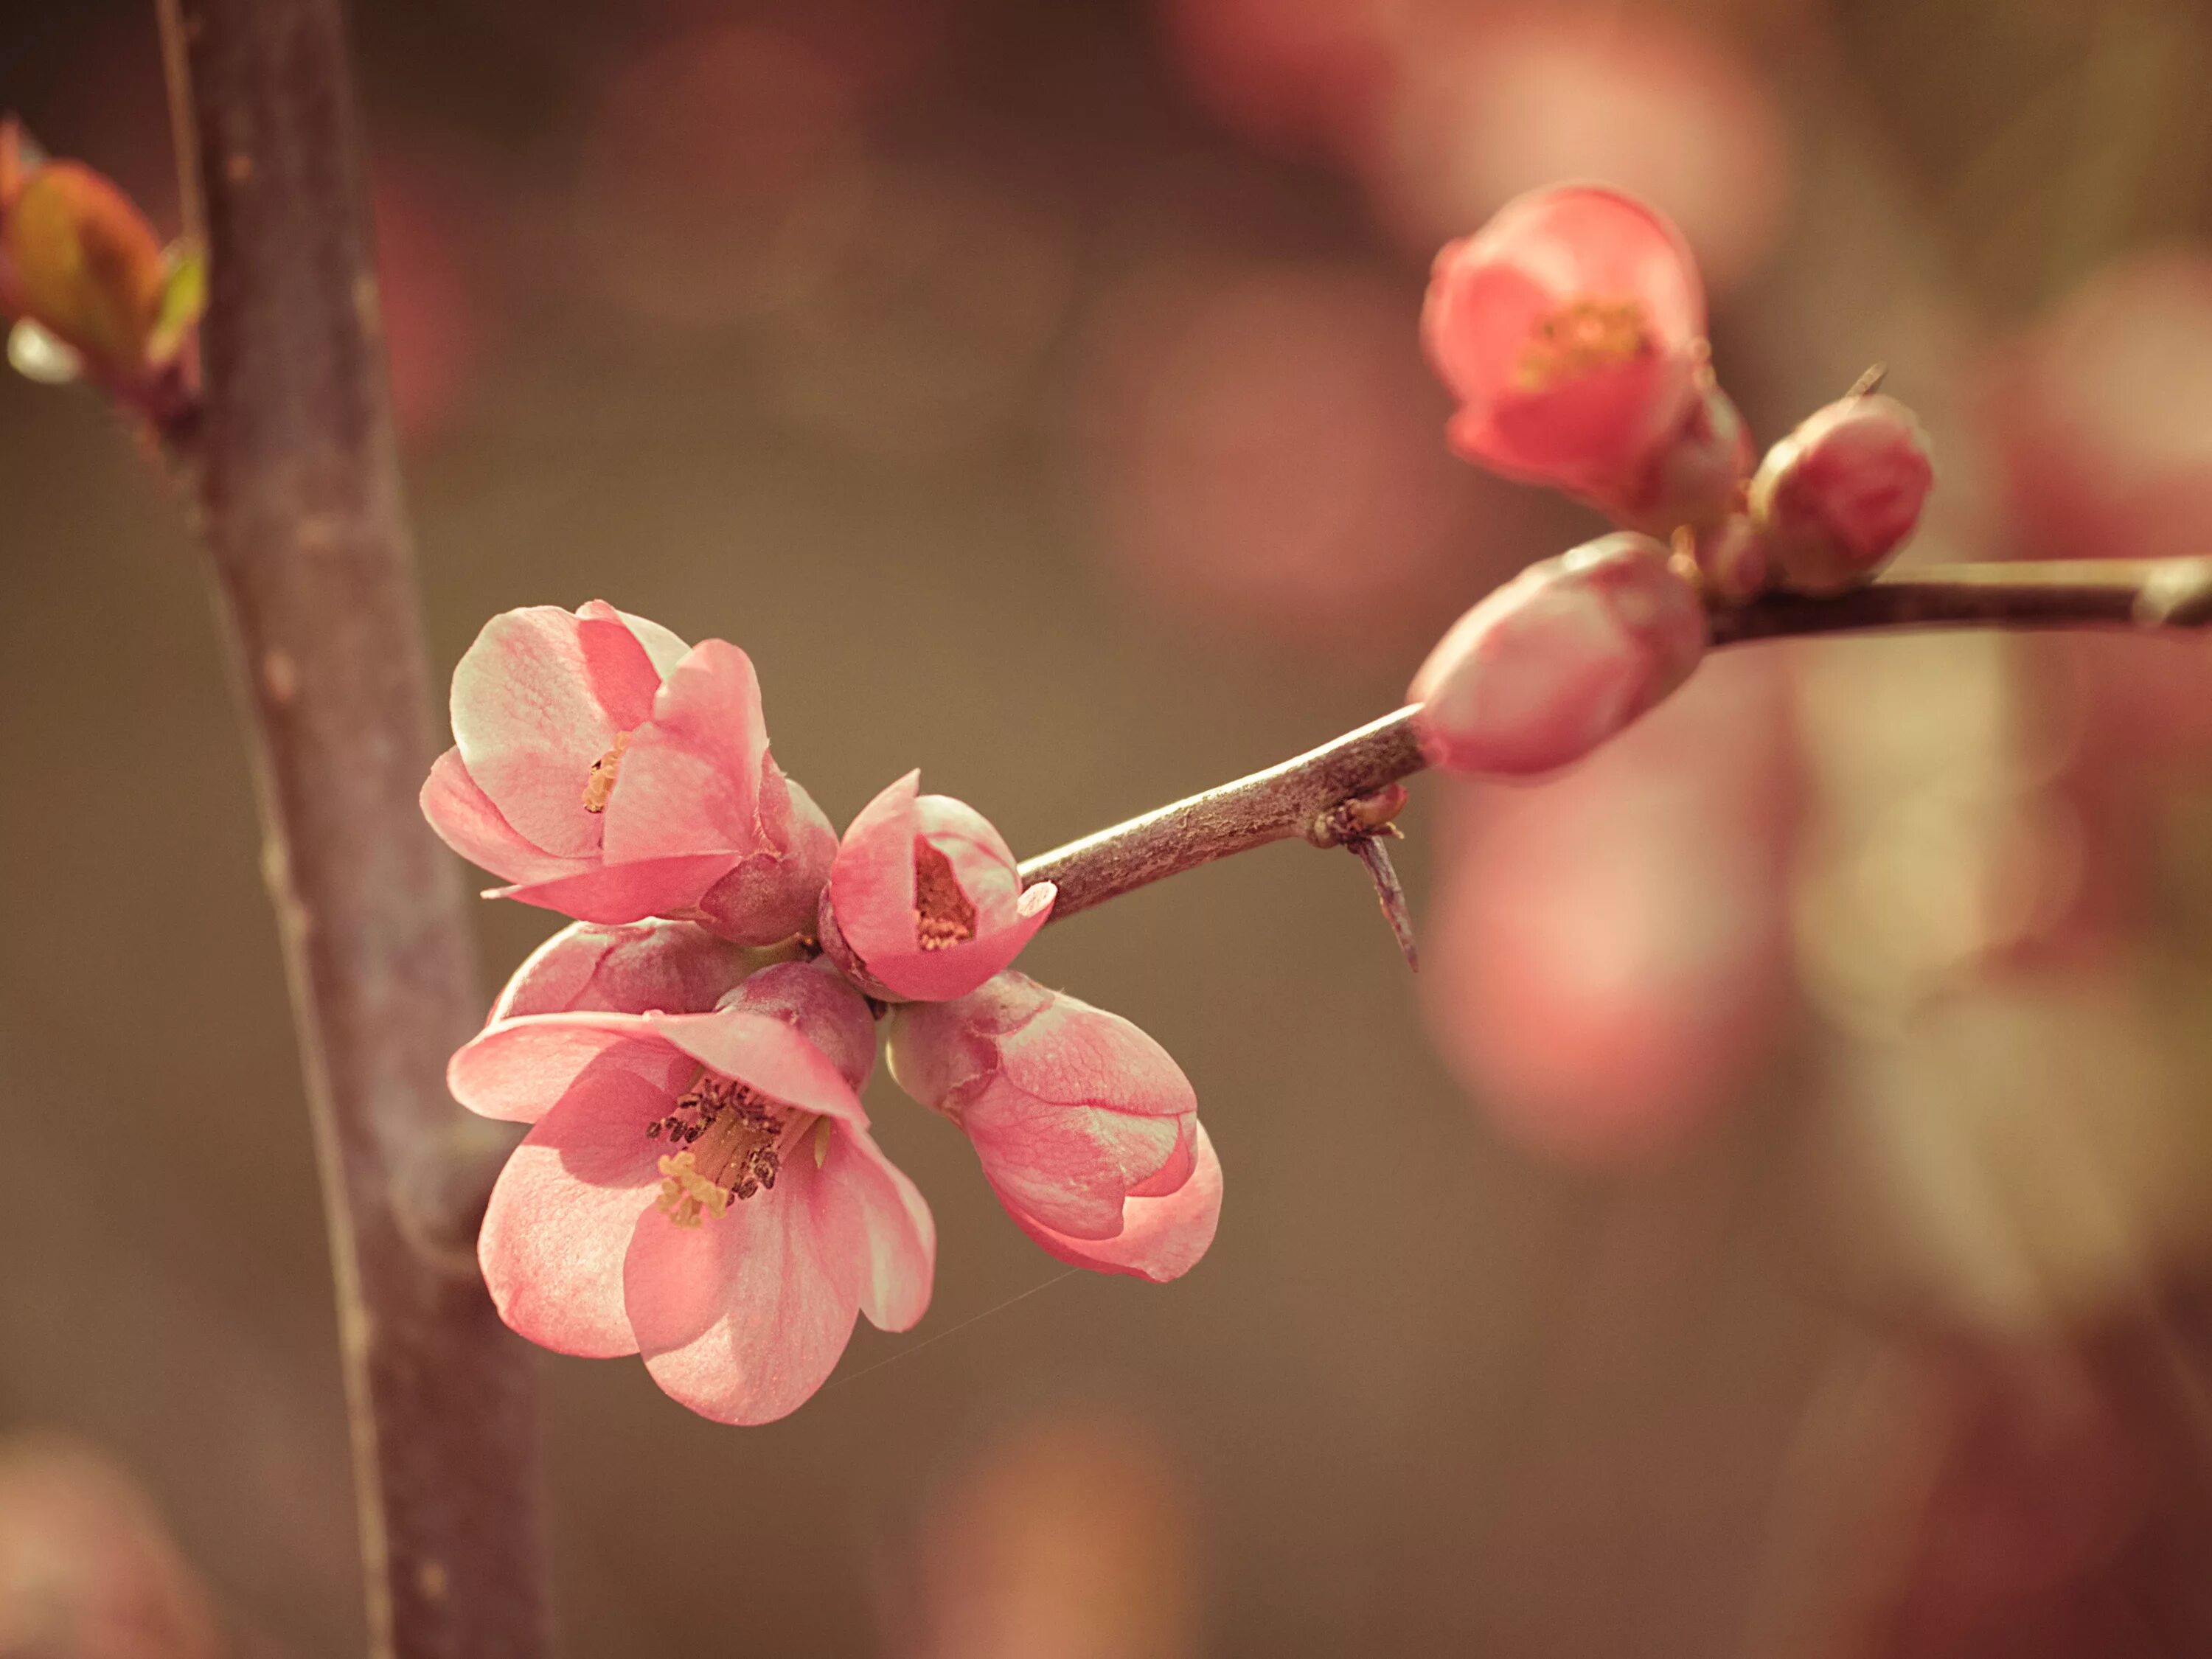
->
582, 730, 631, 813
649, 1073, 811, 1225
912, 836, 978, 952
1514, 296, 1655, 393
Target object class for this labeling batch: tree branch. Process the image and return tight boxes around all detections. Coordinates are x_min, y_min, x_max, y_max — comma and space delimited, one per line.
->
1020, 557, 2212, 918
166, 3, 547, 1655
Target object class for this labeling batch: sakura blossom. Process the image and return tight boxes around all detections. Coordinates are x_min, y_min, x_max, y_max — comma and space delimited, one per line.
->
818, 771, 1055, 1003
1421, 184, 1711, 521
451, 961, 933, 1425
420, 601, 835, 945
887, 972, 1220, 1283
1407, 531, 1708, 778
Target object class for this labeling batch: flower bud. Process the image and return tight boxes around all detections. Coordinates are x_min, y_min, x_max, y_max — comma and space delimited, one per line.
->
1408, 532, 1708, 777
1749, 392, 1934, 595
1686, 512, 1769, 604
717, 957, 879, 1093
1423, 185, 1706, 506
819, 773, 1054, 1003
888, 972, 1220, 1283
490, 918, 754, 1020
1605, 378, 1752, 536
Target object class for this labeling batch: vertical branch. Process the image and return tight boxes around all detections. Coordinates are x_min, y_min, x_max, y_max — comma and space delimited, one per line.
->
165, 2, 547, 1655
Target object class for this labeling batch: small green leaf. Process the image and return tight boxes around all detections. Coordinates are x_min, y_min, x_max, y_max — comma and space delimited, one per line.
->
145, 239, 206, 366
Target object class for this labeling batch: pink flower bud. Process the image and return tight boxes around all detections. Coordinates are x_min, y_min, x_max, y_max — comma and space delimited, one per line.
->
490, 918, 753, 1021
1408, 532, 1708, 777
819, 772, 1055, 1003
888, 972, 1220, 1283
1423, 185, 1706, 506
717, 957, 879, 1093
1749, 392, 1934, 595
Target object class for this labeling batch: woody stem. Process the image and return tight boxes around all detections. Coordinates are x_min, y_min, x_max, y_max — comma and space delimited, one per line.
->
1018, 556, 2212, 919
162, 1, 548, 1654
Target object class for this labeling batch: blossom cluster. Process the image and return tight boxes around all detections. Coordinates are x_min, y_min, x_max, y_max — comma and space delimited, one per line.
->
1408, 184, 1935, 779
422, 604, 1219, 1424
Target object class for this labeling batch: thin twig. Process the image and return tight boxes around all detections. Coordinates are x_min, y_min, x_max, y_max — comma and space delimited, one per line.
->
1020, 557, 2212, 919
164, 3, 546, 1655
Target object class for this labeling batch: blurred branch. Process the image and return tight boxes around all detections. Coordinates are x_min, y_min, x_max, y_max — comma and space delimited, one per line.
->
1022, 556, 2212, 918
163, 3, 546, 1656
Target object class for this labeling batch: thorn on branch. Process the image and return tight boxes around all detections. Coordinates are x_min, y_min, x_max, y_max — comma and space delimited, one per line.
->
1307, 785, 1419, 971
1845, 362, 1888, 399
1346, 836, 1419, 972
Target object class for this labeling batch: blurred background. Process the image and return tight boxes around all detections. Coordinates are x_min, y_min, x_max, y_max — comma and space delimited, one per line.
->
6, 0, 2212, 1652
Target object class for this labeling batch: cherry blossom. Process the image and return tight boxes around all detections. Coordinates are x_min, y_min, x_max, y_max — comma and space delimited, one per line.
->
450, 961, 932, 1424
888, 972, 1220, 1283
421, 602, 835, 945
818, 772, 1054, 1002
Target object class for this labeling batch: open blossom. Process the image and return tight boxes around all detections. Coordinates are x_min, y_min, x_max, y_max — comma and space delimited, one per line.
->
1750, 392, 1934, 594
818, 772, 1055, 1002
450, 960, 932, 1424
1422, 184, 1709, 517
420, 602, 835, 945
887, 972, 1221, 1283
1408, 532, 1708, 777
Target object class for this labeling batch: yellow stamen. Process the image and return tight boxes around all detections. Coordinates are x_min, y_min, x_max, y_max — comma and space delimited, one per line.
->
1514, 296, 1655, 393
648, 1072, 815, 1225
582, 730, 631, 813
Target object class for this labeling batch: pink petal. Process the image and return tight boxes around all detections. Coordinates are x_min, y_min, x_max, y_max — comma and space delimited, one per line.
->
451, 606, 625, 859
599, 640, 770, 865
448, 1011, 692, 1123
644, 1010, 872, 1129
718, 960, 880, 1094
992, 979, 1195, 1119
1003, 1122, 1223, 1284
692, 770, 837, 946
420, 747, 588, 886
816, 1122, 935, 1332
489, 919, 749, 1022
478, 1077, 669, 1357
967, 1093, 1185, 1239
606, 605, 691, 680
571, 599, 669, 731
623, 1152, 860, 1425
827, 770, 923, 962
493, 852, 741, 925
866, 883, 1054, 1004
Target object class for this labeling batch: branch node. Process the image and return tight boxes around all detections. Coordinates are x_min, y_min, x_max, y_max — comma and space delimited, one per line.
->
1307, 782, 1411, 849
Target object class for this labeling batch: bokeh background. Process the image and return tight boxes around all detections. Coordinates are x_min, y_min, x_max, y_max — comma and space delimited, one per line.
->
7, 0, 2212, 1653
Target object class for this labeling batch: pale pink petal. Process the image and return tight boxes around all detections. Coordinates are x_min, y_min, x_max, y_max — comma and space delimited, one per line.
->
599, 640, 769, 864
451, 606, 622, 858
644, 1010, 871, 1129
1002, 1123, 1223, 1284
570, 599, 667, 731
992, 982, 1197, 1120
448, 1012, 692, 1123
869, 884, 1054, 1004
478, 1074, 669, 1357
692, 769, 836, 946
966, 1093, 1184, 1239
623, 1152, 859, 1425
420, 747, 588, 886
827, 770, 922, 961
717, 960, 880, 1093
1127, 1113, 1197, 1199
489, 919, 748, 1022
611, 606, 692, 679
816, 1122, 936, 1332
493, 852, 740, 925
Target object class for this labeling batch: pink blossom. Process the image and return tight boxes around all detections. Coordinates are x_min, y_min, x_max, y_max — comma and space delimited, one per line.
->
1422, 185, 1706, 508
819, 772, 1055, 1002
1750, 392, 1934, 594
1408, 532, 1708, 777
887, 972, 1220, 1283
490, 918, 754, 1021
420, 601, 835, 945
448, 965, 931, 1425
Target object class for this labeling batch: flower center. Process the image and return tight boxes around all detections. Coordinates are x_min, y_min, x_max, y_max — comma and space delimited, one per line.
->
912, 836, 978, 952
1514, 296, 1655, 393
582, 731, 631, 814
647, 1074, 818, 1226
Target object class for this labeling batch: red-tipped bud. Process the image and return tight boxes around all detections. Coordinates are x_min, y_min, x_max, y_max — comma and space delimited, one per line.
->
1422, 185, 1707, 507
1408, 532, 1708, 777
1749, 392, 1934, 595
819, 773, 1054, 1003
